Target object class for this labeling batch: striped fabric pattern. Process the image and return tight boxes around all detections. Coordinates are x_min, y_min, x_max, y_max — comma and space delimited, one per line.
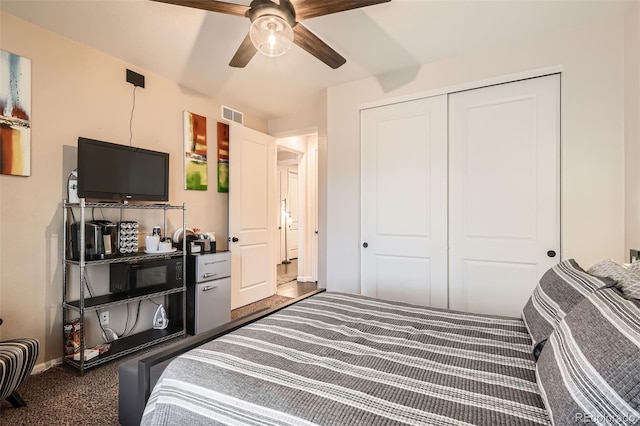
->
614, 261, 640, 299
536, 288, 640, 426
142, 293, 550, 425
0, 338, 39, 402
521, 260, 610, 356
587, 259, 633, 286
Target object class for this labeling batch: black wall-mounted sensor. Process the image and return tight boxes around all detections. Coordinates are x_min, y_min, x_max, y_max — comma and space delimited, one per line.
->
126, 69, 145, 88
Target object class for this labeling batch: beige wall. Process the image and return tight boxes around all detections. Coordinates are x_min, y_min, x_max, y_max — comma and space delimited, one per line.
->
325, 17, 628, 294
0, 13, 267, 368
625, 2, 640, 258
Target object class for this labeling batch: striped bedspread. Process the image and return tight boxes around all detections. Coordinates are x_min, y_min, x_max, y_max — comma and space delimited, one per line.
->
141, 292, 550, 425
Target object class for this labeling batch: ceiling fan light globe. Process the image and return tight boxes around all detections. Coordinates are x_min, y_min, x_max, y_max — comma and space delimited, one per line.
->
250, 15, 293, 57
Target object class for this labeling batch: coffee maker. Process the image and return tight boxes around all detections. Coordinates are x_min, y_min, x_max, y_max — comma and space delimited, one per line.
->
70, 220, 117, 260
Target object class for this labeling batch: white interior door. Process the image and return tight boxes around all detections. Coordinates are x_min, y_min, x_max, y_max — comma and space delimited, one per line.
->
361, 95, 448, 308
312, 148, 318, 282
229, 124, 277, 309
278, 167, 286, 262
448, 75, 560, 317
287, 169, 299, 260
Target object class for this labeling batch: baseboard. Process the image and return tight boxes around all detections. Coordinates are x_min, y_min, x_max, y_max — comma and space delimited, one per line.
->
297, 276, 314, 283
32, 357, 62, 374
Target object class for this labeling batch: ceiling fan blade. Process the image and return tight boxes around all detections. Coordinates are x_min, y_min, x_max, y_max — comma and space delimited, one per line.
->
293, 0, 391, 21
293, 24, 346, 69
151, 0, 249, 17
229, 33, 258, 68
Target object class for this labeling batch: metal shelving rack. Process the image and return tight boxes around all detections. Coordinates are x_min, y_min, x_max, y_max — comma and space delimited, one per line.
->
62, 200, 187, 374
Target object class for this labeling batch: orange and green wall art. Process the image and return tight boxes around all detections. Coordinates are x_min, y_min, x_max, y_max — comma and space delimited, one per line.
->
183, 110, 208, 190
0, 50, 31, 177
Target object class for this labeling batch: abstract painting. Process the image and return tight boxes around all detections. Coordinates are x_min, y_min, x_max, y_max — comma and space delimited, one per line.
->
217, 122, 229, 193
183, 111, 207, 190
0, 50, 31, 177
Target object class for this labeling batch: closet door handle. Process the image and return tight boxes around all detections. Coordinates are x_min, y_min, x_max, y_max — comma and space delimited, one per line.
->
547, 250, 556, 258
363, 242, 368, 248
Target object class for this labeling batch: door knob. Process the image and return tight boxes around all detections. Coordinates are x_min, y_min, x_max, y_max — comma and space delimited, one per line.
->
231, 237, 239, 243
547, 250, 556, 258
363, 242, 368, 248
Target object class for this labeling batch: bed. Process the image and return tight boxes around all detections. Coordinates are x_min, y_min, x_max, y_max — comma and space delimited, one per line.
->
136, 260, 640, 426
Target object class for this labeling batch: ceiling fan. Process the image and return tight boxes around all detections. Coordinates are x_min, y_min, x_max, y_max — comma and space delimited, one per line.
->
151, 0, 391, 69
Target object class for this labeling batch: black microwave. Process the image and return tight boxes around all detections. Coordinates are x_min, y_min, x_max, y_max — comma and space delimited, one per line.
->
110, 257, 183, 294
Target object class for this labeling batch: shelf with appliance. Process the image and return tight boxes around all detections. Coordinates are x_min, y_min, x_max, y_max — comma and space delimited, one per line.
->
64, 285, 185, 312
62, 199, 187, 374
64, 249, 185, 266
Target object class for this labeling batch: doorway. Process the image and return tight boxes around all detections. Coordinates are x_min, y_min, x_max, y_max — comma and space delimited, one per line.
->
275, 133, 319, 288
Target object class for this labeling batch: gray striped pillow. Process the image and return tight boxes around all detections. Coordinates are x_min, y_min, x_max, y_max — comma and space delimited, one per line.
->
587, 258, 629, 283
521, 259, 610, 357
535, 288, 640, 425
619, 261, 640, 299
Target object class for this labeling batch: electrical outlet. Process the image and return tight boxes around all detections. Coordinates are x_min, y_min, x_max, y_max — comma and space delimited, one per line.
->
100, 311, 109, 325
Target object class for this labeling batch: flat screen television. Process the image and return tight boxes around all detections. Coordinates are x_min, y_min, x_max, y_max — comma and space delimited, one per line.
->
77, 137, 169, 202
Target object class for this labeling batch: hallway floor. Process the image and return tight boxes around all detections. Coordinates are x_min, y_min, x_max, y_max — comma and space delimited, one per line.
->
277, 280, 318, 298
276, 259, 318, 298
277, 258, 298, 285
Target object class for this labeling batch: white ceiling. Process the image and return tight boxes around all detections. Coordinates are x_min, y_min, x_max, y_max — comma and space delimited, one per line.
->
0, 0, 634, 120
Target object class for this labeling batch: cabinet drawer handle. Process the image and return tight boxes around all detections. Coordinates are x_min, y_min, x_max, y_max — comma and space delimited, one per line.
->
202, 272, 217, 279
201, 286, 217, 292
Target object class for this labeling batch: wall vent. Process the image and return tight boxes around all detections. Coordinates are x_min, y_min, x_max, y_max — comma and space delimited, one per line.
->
221, 105, 244, 125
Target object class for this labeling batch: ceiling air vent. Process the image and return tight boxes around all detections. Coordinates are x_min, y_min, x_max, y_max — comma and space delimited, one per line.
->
221, 105, 244, 125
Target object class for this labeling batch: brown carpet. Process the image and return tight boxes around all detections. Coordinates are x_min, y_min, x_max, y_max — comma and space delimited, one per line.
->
0, 294, 292, 425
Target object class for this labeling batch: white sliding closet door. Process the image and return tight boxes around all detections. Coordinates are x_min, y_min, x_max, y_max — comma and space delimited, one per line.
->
361, 95, 448, 308
448, 75, 560, 317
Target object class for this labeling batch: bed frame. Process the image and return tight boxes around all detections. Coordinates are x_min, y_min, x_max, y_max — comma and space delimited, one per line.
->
118, 289, 325, 426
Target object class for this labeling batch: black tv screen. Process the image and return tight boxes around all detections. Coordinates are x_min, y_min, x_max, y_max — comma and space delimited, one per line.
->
77, 137, 169, 201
